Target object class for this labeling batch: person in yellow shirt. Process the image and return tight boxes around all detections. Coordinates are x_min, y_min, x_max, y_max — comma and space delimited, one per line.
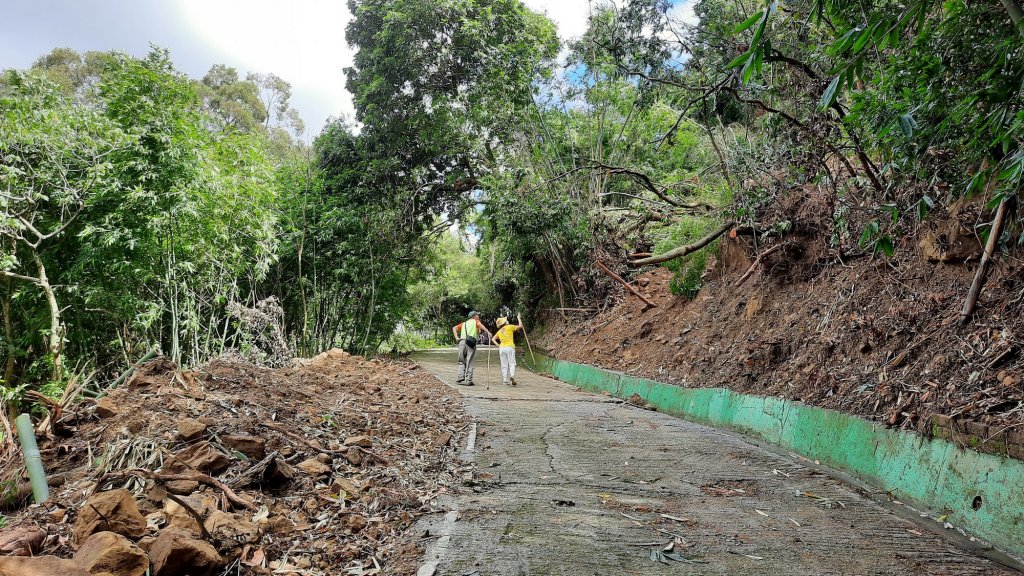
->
494, 314, 524, 386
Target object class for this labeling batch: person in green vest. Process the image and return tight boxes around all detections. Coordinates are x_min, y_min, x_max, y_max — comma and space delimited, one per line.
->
452, 310, 493, 386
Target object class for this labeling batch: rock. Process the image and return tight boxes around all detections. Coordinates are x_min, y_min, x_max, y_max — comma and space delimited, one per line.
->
343, 435, 372, 448
330, 477, 359, 497
433, 432, 452, 447
221, 434, 266, 460
637, 277, 650, 287
0, 521, 46, 556
315, 453, 332, 465
203, 510, 259, 545
163, 499, 202, 536
165, 480, 200, 495
149, 528, 223, 576
95, 397, 118, 419
346, 447, 363, 466
0, 555, 92, 576
73, 531, 148, 576
345, 514, 368, 532
136, 535, 157, 553
171, 441, 232, 475
176, 418, 207, 442
296, 458, 331, 476
73, 489, 147, 545
263, 457, 294, 486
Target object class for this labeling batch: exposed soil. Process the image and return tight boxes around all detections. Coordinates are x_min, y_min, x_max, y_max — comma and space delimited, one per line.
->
541, 226, 1024, 449
0, 349, 467, 575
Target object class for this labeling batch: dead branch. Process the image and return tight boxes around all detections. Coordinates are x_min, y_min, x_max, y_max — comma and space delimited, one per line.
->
959, 197, 1015, 327
734, 242, 789, 287
258, 419, 339, 455
94, 468, 257, 511
596, 261, 658, 308
588, 161, 715, 211
631, 221, 735, 266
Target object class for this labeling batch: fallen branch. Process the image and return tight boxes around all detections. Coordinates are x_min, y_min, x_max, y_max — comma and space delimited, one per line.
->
631, 221, 735, 266
734, 243, 788, 288
596, 261, 658, 308
959, 197, 1014, 327
258, 419, 338, 455
94, 468, 257, 511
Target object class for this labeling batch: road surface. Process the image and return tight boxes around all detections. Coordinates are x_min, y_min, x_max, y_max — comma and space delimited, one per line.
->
412, 348, 1016, 575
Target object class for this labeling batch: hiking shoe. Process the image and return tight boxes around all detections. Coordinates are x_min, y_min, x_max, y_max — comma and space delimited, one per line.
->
465, 381, 475, 386
510, 377, 517, 386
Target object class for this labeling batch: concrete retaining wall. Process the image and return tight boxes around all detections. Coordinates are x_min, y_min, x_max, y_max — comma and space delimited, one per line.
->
530, 353, 1024, 557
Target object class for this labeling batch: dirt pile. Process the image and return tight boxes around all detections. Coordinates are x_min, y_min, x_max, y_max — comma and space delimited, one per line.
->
541, 232, 1023, 453
0, 349, 467, 575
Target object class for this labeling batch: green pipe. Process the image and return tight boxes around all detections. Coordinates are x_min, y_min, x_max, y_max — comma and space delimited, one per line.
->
15, 413, 48, 503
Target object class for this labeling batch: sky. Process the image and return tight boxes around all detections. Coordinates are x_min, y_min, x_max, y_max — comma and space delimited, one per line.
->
0, 0, 693, 138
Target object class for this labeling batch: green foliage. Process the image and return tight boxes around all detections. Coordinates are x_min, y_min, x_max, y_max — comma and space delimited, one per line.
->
656, 217, 721, 298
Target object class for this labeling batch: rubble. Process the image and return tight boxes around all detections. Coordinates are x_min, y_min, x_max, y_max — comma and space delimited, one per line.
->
0, 555, 92, 576
72, 489, 147, 544
0, 349, 466, 575
73, 531, 148, 576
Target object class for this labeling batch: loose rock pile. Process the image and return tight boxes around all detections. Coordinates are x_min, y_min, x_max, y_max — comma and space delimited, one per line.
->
0, 349, 466, 575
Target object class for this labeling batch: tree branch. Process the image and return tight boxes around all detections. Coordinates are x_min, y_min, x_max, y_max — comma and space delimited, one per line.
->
0, 270, 41, 285
596, 261, 657, 308
588, 161, 715, 211
630, 220, 735, 266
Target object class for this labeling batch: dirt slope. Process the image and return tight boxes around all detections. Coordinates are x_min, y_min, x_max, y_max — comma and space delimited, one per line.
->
0, 349, 466, 575
540, 233, 1024, 451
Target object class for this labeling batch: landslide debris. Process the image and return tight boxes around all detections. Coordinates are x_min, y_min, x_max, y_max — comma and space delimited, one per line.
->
544, 232, 1024, 448
0, 349, 467, 575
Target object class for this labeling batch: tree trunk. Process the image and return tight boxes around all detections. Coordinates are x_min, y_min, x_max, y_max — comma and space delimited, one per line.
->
631, 221, 735, 266
1001, 0, 1024, 37
2, 278, 15, 388
33, 252, 63, 381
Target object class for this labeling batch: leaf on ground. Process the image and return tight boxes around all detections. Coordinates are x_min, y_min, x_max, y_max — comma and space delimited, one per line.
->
648, 548, 709, 565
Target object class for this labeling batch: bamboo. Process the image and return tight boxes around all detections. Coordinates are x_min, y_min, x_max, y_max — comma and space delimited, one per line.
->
15, 413, 48, 503
97, 347, 159, 398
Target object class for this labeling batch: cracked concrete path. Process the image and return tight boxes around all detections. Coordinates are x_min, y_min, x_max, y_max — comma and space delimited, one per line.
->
412, 348, 1016, 576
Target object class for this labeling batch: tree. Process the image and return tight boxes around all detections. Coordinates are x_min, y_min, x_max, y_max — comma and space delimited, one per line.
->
0, 72, 129, 379
198, 64, 268, 132
345, 0, 559, 227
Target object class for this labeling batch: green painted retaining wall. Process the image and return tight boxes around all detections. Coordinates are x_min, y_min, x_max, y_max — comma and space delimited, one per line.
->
529, 353, 1024, 558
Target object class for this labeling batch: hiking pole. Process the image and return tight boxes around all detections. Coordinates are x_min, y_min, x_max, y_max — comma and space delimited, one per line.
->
520, 322, 537, 368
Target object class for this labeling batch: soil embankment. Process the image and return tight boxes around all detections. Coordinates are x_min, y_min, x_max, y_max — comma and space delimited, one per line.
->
541, 233, 1024, 454
0, 350, 466, 575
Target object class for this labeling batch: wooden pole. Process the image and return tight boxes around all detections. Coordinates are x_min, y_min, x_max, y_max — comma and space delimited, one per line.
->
959, 198, 1013, 327
595, 261, 657, 308
521, 326, 537, 367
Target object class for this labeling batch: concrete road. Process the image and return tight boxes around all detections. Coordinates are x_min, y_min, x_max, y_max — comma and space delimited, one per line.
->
412, 348, 1016, 576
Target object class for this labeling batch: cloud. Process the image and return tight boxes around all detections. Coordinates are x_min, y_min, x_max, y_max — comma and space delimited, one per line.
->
521, 0, 593, 41
176, 0, 355, 137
